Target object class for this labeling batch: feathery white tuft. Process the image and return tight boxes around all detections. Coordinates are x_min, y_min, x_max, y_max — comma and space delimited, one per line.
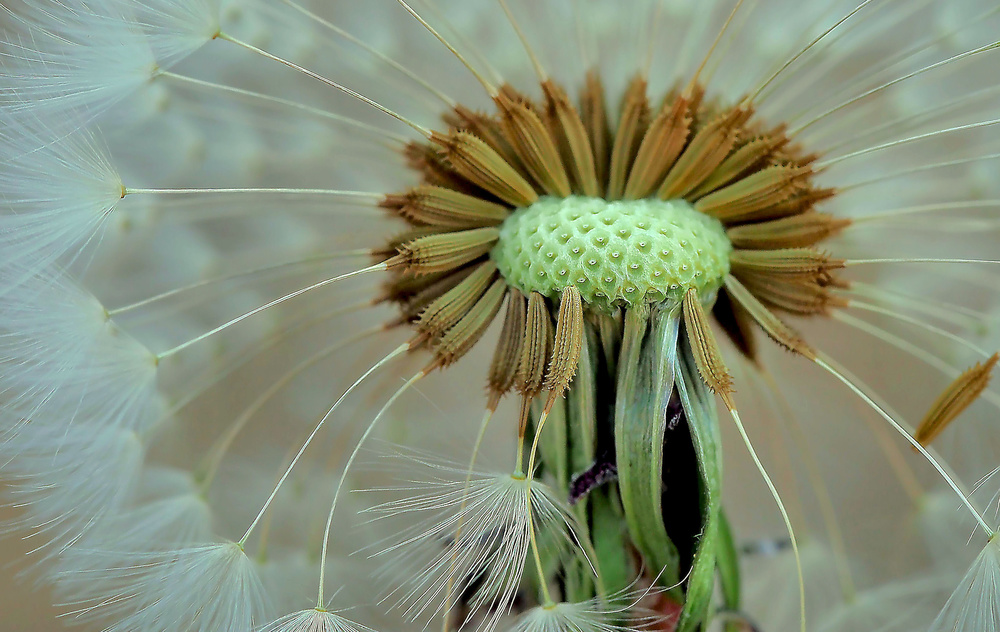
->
371, 467, 583, 632
929, 535, 1000, 632
1, 424, 145, 558
0, 118, 124, 288
0, 271, 159, 441
0, 0, 219, 122
258, 609, 376, 632
59, 542, 271, 632
509, 593, 659, 632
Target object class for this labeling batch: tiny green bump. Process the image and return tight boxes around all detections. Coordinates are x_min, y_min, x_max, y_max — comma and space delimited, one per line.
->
492, 196, 732, 312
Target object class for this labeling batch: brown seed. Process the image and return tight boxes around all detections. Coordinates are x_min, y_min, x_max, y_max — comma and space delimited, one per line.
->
495, 89, 572, 197
431, 130, 538, 207
382, 185, 510, 228
487, 289, 527, 408
449, 104, 524, 171
606, 76, 651, 200
726, 212, 851, 250
735, 272, 847, 316
915, 353, 1000, 447
723, 274, 815, 359
542, 80, 600, 197
729, 248, 846, 280
542, 286, 585, 399
658, 105, 750, 199
397, 226, 500, 274
516, 291, 554, 396
417, 262, 498, 339
431, 281, 507, 368
695, 164, 809, 221
682, 288, 735, 409
580, 71, 611, 195
623, 94, 692, 200
689, 134, 787, 198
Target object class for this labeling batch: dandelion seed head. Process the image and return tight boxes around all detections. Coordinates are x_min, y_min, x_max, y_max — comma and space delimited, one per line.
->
1, 0, 1000, 630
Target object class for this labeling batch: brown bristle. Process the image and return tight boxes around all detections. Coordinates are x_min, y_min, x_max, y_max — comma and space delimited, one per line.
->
542, 286, 585, 399
416, 262, 498, 340
495, 89, 572, 197
488, 289, 527, 406
915, 353, 999, 447
606, 76, 651, 199
726, 213, 851, 250
516, 291, 554, 397
396, 227, 499, 274
724, 275, 815, 358
683, 288, 735, 409
542, 79, 600, 197
431, 130, 538, 207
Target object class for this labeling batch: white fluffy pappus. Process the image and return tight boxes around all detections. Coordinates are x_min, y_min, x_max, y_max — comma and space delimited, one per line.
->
370, 467, 585, 632
0, 119, 124, 290
929, 536, 1000, 632
0, 0, 220, 124
257, 609, 377, 632
0, 424, 145, 561
56, 541, 271, 632
0, 271, 160, 440
508, 590, 663, 632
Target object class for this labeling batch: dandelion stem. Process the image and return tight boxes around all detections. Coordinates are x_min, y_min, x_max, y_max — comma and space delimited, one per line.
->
317, 370, 425, 607
156, 70, 411, 144
816, 117, 1000, 168
790, 40, 1000, 134
394, 0, 497, 96
496, 0, 546, 81
526, 493, 555, 607
850, 199, 1000, 223
280, 0, 456, 107
155, 261, 388, 361
725, 402, 807, 632
845, 258, 1000, 266
748, 0, 876, 103
756, 368, 856, 601
843, 301, 991, 359
239, 343, 408, 548
125, 187, 383, 198
217, 32, 433, 137
108, 250, 371, 316
152, 295, 372, 424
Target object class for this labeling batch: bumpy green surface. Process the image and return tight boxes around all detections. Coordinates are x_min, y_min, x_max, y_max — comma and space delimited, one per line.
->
492, 196, 732, 312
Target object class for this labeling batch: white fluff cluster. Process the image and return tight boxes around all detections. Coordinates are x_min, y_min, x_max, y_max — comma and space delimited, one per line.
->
371, 469, 583, 632
0, 0, 998, 631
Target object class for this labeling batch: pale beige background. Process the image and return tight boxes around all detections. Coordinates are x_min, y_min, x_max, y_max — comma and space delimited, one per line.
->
0, 499, 63, 631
